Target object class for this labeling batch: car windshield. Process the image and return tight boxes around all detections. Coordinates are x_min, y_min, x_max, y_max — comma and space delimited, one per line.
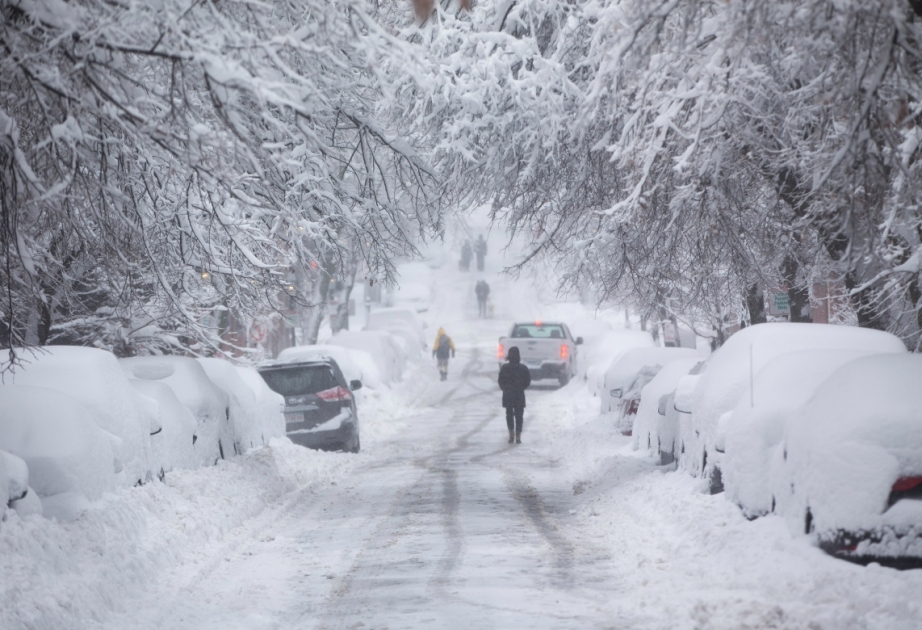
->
511, 324, 565, 339
259, 365, 337, 396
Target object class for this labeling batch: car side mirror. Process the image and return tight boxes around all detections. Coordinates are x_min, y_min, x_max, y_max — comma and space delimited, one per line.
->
576, 337, 584, 345
657, 394, 669, 416
350, 379, 363, 391
673, 374, 700, 414
610, 388, 623, 399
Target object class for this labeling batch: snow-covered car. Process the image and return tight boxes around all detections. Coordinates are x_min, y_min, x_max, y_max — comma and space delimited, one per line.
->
498, 321, 583, 386
328, 330, 405, 384
257, 358, 362, 453
197, 358, 285, 455
1, 449, 39, 517
601, 347, 700, 436
364, 307, 427, 357
127, 379, 198, 479
777, 354, 922, 566
0, 385, 117, 520
677, 323, 907, 494
119, 356, 233, 466
722, 349, 901, 519
632, 357, 703, 464
584, 329, 656, 396
9, 346, 156, 486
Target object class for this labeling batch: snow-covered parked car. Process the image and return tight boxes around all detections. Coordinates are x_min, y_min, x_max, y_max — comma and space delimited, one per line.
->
584, 329, 655, 396
9, 346, 156, 486
328, 330, 405, 384
258, 357, 362, 453
677, 323, 907, 494
0, 385, 117, 520
601, 347, 700, 433
1, 449, 39, 517
197, 358, 285, 455
777, 354, 922, 566
632, 357, 703, 464
722, 349, 902, 519
119, 356, 232, 466
126, 378, 198, 478
364, 307, 428, 357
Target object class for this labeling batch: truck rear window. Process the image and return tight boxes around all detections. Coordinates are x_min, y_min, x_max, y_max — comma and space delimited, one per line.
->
511, 324, 566, 339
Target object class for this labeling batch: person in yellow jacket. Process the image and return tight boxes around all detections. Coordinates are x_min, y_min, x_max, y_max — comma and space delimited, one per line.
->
432, 327, 456, 381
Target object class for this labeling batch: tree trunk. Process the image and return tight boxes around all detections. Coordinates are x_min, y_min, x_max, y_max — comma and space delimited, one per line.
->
745, 284, 767, 326
782, 257, 811, 323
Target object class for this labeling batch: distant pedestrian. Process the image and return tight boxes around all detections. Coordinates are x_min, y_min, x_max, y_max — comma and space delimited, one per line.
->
460, 241, 472, 272
433, 327, 456, 381
475, 280, 491, 318
474, 235, 487, 272
498, 346, 531, 444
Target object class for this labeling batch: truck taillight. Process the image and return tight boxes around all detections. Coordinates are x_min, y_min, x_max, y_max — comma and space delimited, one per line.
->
316, 386, 352, 402
498, 343, 505, 360
560, 344, 568, 359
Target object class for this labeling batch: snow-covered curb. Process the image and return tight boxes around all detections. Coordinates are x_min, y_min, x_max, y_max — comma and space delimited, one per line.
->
0, 440, 355, 629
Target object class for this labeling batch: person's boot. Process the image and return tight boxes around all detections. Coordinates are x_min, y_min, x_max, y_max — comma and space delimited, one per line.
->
508, 431, 514, 444
515, 432, 522, 444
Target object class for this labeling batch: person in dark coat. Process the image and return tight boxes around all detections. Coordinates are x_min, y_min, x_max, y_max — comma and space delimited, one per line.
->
498, 346, 531, 444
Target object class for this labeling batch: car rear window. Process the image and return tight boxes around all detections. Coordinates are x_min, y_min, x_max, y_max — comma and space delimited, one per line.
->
259, 365, 337, 396
511, 324, 565, 339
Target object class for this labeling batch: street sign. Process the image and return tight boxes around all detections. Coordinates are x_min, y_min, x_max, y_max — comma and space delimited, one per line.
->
768, 292, 790, 316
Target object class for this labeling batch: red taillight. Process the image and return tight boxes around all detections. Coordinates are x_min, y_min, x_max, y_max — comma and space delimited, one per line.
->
892, 477, 922, 493
316, 386, 352, 402
498, 343, 505, 360
560, 344, 568, 359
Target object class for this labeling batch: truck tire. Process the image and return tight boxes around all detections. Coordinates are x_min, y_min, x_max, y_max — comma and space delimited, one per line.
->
558, 372, 570, 387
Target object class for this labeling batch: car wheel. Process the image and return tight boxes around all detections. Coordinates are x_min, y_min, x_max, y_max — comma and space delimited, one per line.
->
558, 373, 570, 387
350, 435, 361, 454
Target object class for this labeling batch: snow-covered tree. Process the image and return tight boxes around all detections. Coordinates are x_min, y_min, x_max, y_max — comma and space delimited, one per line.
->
0, 0, 439, 366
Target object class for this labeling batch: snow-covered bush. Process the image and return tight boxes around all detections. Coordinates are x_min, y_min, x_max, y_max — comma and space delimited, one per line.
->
328, 330, 405, 384
126, 379, 198, 477
119, 357, 231, 466
197, 359, 284, 454
9, 347, 155, 486
0, 385, 116, 520
776, 354, 922, 562
684, 323, 907, 491
723, 349, 902, 519
632, 358, 703, 464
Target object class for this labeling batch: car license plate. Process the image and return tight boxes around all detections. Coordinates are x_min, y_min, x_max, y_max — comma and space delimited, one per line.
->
285, 412, 303, 424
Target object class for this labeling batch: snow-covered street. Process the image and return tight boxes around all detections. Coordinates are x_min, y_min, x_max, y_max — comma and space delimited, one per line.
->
4, 226, 922, 630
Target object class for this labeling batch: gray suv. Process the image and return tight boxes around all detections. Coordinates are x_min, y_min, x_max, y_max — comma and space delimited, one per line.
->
258, 358, 362, 453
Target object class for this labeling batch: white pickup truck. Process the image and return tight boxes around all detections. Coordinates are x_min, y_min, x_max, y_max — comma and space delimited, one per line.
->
498, 322, 583, 386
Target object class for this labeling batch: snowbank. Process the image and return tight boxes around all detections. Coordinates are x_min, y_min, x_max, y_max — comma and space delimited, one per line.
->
0, 440, 355, 629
